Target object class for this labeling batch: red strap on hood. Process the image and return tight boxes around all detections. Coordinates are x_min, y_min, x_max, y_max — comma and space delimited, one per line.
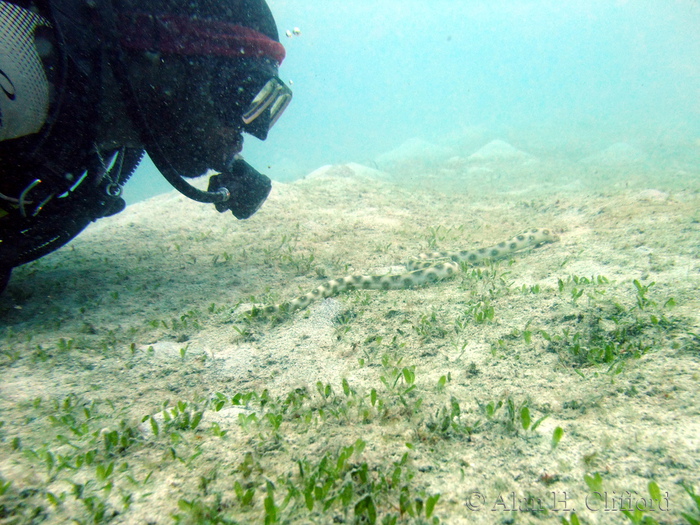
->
119, 13, 286, 64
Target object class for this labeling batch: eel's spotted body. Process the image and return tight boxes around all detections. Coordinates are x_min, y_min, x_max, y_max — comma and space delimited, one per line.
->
248, 228, 558, 315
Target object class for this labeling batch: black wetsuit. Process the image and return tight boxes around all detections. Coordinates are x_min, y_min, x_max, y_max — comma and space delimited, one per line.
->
0, 0, 143, 292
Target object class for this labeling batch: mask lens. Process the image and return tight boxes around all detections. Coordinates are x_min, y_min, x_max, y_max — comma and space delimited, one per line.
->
267, 91, 292, 129
241, 77, 292, 138
242, 79, 278, 124
210, 59, 292, 140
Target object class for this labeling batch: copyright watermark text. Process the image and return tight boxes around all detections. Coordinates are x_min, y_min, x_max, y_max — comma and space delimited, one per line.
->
464, 490, 670, 513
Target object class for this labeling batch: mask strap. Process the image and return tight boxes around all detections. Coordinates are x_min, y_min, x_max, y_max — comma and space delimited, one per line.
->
118, 13, 285, 64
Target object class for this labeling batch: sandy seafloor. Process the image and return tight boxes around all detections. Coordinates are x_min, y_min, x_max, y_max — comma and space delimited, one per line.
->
1, 140, 699, 524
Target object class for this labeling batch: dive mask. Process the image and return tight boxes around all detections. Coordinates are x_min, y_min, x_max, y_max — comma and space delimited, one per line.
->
242, 75, 292, 140
211, 56, 292, 141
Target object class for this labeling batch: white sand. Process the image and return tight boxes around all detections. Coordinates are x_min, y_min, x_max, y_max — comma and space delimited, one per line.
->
1, 155, 699, 524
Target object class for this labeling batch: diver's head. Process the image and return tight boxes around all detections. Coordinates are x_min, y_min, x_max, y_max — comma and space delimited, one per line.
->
112, 0, 291, 177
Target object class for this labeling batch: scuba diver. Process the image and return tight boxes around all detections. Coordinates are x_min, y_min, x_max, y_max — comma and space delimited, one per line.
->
0, 0, 292, 292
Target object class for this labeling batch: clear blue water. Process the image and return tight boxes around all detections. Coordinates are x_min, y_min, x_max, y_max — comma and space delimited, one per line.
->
124, 0, 700, 203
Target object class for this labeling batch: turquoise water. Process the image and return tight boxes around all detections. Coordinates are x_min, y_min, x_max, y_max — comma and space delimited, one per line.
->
125, 0, 700, 203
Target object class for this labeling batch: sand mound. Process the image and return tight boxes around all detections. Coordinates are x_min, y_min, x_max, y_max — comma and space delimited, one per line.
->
467, 139, 536, 162
303, 162, 390, 182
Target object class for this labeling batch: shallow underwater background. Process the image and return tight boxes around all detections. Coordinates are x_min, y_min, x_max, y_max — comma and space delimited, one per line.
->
125, 0, 700, 203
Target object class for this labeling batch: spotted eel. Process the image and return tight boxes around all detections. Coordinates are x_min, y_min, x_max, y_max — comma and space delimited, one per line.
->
246, 228, 558, 316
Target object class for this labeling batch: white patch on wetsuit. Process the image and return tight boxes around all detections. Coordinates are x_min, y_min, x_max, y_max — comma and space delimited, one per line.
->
0, 1, 51, 142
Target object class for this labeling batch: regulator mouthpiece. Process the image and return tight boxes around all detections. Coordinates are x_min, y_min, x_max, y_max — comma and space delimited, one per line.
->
207, 158, 271, 219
